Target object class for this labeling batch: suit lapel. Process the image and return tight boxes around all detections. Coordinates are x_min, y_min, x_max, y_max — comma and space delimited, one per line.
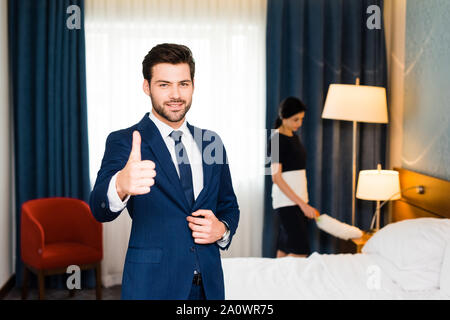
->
137, 114, 190, 212
187, 122, 213, 211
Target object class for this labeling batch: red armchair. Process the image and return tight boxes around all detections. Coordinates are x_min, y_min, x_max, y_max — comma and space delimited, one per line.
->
21, 197, 103, 300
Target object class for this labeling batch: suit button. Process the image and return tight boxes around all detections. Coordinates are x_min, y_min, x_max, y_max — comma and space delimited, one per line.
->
101, 202, 106, 209
190, 246, 195, 252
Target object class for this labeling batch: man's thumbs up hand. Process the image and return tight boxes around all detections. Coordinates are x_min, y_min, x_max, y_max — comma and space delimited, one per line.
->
116, 131, 156, 200
128, 130, 142, 162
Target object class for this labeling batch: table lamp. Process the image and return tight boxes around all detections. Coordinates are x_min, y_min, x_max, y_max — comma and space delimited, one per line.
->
356, 164, 401, 231
322, 78, 388, 226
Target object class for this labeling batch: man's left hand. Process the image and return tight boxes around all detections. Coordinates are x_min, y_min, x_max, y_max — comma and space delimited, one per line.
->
187, 209, 226, 244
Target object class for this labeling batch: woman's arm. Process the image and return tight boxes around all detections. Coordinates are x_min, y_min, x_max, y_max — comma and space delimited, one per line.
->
271, 163, 317, 219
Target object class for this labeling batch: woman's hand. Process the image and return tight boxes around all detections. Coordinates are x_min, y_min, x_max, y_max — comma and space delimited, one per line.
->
299, 203, 319, 219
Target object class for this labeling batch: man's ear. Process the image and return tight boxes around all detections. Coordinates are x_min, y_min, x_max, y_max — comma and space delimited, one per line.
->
143, 79, 150, 96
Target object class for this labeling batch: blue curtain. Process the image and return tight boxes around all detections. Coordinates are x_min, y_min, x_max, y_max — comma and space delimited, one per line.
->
264, 0, 387, 257
9, 0, 92, 288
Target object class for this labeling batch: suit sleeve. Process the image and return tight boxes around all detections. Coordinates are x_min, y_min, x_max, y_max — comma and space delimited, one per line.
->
89, 131, 131, 223
215, 145, 240, 250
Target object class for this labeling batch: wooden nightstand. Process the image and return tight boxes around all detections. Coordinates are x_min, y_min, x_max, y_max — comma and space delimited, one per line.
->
337, 231, 374, 254
350, 232, 373, 253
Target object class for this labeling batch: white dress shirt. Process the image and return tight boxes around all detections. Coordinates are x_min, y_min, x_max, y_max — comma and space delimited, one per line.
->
107, 110, 230, 246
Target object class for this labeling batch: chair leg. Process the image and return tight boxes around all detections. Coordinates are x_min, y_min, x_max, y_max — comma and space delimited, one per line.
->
95, 263, 102, 300
21, 266, 29, 300
37, 270, 45, 300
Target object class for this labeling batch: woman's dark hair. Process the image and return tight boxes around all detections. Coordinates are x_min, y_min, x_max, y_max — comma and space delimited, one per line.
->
142, 43, 195, 83
274, 97, 307, 128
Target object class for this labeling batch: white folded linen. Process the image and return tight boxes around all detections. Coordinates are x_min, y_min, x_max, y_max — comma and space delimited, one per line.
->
272, 169, 308, 209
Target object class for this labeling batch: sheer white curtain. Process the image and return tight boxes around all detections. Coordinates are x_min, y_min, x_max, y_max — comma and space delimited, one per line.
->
85, 0, 267, 287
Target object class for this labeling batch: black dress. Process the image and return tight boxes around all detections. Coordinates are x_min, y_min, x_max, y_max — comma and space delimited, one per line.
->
269, 131, 311, 255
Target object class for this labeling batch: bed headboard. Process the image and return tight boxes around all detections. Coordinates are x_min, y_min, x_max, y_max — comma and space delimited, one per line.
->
391, 168, 450, 222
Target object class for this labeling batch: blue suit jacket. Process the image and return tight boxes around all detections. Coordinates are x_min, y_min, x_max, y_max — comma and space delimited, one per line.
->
89, 113, 239, 299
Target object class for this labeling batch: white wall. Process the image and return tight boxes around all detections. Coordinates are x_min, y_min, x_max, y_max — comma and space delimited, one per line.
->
0, 0, 14, 289
384, 0, 407, 169
384, 0, 407, 223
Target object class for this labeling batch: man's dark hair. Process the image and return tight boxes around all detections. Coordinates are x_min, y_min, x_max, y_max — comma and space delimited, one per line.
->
142, 43, 195, 83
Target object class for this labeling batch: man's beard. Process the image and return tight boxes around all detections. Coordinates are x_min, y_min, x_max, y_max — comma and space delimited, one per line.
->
150, 96, 192, 123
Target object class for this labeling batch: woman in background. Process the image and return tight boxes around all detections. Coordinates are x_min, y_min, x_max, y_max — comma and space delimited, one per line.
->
270, 97, 318, 258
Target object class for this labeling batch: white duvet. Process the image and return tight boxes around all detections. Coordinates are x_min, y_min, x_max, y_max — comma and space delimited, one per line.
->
222, 253, 449, 300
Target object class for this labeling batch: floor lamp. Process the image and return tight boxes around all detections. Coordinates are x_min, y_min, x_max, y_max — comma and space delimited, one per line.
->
321, 78, 388, 226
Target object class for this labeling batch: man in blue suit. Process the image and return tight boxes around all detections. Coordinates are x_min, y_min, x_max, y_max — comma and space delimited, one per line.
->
89, 43, 240, 300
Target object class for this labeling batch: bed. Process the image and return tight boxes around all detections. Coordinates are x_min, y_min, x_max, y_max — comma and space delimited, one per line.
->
222, 168, 450, 299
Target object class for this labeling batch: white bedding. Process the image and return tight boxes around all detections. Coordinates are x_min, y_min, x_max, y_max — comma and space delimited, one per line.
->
222, 253, 449, 300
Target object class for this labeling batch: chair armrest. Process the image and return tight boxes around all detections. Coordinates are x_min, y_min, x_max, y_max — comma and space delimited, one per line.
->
21, 207, 45, 265
75, 201, 103, 255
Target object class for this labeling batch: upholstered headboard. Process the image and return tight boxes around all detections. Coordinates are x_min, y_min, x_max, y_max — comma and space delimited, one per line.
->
391, 168, 450, 222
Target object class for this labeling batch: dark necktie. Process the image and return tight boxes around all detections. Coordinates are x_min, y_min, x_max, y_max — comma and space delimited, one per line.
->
169, 130, 195, 208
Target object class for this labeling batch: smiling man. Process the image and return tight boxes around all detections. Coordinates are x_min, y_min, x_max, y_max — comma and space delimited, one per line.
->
89, 43, 240, 300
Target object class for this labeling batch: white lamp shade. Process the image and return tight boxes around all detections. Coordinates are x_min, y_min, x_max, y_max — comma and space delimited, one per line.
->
322, 84, 388, 123
356, 170, 401, 201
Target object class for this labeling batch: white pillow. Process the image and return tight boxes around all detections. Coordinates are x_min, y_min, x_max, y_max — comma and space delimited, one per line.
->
440, 240, 450, 295
362, 218, 450, 291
